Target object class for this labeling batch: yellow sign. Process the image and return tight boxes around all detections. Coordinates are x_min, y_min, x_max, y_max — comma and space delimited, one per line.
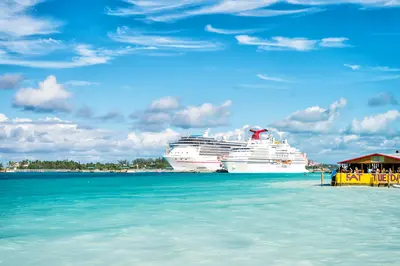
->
335, 173, 400, 186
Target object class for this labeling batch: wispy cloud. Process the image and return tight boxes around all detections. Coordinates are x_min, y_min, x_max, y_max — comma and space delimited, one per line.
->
106, 0, 396, 22
205, 24, 263, 35
107, 0, 326, 22
65, 80, 100, 86
343, 64, 400, 81
257, 74, 292, 83
0, 44, 155, 69
236, 35, 318, 51
0, 38, 65, 55
109, 27, 223, 51
372, 66, 400, 72
237, 7, 323, 17
344, 64, 361, 70
319, 37, 350, 48
285, 0, 400, 7
0, 0, 63, 37
236, 35, 349, 51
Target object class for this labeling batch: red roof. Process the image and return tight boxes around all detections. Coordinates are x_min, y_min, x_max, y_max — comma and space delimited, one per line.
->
338, 153, 400, 164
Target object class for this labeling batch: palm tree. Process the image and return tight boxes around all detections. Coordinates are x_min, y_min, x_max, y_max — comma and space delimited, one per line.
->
0, 162, 3, 170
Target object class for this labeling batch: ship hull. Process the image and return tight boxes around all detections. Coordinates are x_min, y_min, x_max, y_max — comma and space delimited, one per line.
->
164, 155, 222, 172
222, 160, 308, 174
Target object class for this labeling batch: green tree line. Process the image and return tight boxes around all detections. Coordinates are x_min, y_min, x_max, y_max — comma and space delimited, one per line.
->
5, 158, 171, 170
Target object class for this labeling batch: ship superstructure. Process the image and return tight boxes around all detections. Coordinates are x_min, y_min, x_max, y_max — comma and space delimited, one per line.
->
221, 129, 308, 173
164, 129, 246, 171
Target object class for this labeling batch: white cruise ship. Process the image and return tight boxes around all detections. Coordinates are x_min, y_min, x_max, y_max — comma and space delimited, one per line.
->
164, 129, 247, 172
221, 129, 308, 173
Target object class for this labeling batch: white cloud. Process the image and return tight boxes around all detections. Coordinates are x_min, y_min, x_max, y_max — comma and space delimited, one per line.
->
109, 27, 222, 51
127, 128, 180, 149
319, 37, 350, 47
371, 66, 400, 72
0, 113, 8, 122
236, 35, 318, 51
344, 64, 360, 70
271, 98, 347, 133
257, 74, 291, 83
131, 98, 233, 130
0, 73, 23, 90
172, 100, 232, 129
0, 38, 64, 55
13, 75, 72, 112
107, 0, 392, 22
65, 80, 100, 86
0, 44, 154, 69
344, 64, 400, 72
0, 114, 180, 161
348, 110, 400, 135
205, 24, 262, 35
150, 96, 180, 111
285, 0, 400, 7
0, 0, 62, 37
238, 7, 323, 17
236, 35, 350, 51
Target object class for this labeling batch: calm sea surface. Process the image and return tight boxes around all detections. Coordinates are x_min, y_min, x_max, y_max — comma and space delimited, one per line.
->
1, 172, 399, 266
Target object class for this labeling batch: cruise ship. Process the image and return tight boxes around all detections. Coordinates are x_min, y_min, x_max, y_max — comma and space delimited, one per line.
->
221, 129, 308, 173
164, 129, 247, 171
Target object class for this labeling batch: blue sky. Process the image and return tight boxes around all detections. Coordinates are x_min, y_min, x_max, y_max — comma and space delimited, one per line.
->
1, 0, 400, 163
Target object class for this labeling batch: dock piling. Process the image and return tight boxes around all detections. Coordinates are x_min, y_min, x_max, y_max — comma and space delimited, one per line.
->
321, 172, 324, 186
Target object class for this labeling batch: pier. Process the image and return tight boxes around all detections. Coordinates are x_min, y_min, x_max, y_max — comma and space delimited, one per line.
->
331, 153, 400, 187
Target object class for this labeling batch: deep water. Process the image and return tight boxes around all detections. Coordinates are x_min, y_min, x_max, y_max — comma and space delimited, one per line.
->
1, 172, 399, 266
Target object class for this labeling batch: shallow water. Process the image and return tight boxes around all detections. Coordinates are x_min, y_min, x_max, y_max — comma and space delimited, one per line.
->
1, 172, 399, 266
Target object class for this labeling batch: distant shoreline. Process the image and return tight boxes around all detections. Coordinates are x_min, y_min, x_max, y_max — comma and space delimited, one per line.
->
1, 169, 331, 174
1, 169, 217, 174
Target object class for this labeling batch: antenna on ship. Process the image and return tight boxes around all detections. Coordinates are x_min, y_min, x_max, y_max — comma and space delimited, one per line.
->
203, 128, 211, 137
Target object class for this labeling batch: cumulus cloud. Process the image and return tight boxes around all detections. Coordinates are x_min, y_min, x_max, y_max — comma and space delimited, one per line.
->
271, 98, 347, 133
368, 92, 398, 107
96, 111, 125, 122
13, 75, 72, 113
127, 128, 180, 149
348, 110, 400, 135
130, 97, 233, 130
0, 73, 23, 90
172, 100, 232, 129
236, 35, 350, 51
76, 106, 125, 122
0, 113, 8, 122
150, 96, 180, 111
0, 115, 180, 161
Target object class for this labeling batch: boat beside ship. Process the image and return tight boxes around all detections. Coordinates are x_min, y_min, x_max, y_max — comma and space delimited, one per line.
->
221, 129, 308, 173
163, 129, 247, 172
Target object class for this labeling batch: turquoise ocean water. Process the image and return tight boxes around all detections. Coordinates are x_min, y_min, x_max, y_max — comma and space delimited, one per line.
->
1, 172, 399, 266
